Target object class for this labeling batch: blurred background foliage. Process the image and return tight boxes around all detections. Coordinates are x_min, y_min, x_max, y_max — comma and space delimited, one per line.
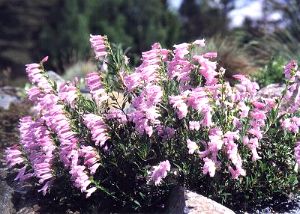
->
1, 0, 300, 86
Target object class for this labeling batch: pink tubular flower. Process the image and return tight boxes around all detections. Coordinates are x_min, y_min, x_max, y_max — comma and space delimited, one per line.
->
31, 120, 56, 194
129, 85, 163, 136
281, 117, 300, 134
83, 113, 110, 147
80, 146, 101, 175
189, 121, 201, 131
12, 116, 36, 182
70, 165, 94, 194
148, 160, 171, 186
202, 157, 216, 177
6, 116, 56, 191
14, 165, 33, 182
193, 55, 218, 86
86, 187, 97, 198
58, 82, 78, 108
201, 105, 213, 127
223, 131, 245, 174
284, 60, 298, 80
130, 111, 154, 136
228, 165, 246, 179
168, 42, 200, 90
106, 109, 128, 124
169, 93, 189, 119
252, 101, 266, 109
39, 94, 79, 168
233, 75, 259, 99
25, 59, 53, 93
248, 137, 261, 161
187, 139, 199, 154
264, 98, 276, 109
250, 110, 267, 120
173, 43, 189, 58
85, 72, 109, 105
225, 141, 240, 165
124, 72, 142, 92
90, 34, 108, 59
5, 145, 24, 168
242, 136, 249, 146
238, 102, 250, 118
168, 58, 193, 87
246, 103, 268, 140
139, 43, 165, 82
186, 87, 209, 112
248, 128, 263, 139
208, 127, 223, 154
27, 86, 44, 102
38, 180, 53, 196
124, 43, 168, 91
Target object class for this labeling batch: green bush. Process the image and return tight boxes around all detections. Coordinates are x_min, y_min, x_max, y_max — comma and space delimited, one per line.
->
254, 56, 287, 87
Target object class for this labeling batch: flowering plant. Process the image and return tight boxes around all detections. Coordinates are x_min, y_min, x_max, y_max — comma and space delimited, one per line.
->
5, 34, 300, 211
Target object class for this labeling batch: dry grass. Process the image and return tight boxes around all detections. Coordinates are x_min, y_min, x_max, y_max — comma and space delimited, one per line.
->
204, 35, 258, 80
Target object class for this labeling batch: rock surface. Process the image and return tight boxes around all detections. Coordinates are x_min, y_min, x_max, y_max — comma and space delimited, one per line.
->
167, 186, 235, 214
47, 70, 65, 88
0, 180, 14, 214
0, 86, 23, 110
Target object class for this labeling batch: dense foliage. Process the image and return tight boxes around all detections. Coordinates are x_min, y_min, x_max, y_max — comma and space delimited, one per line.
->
5, 35, 300, 212
254, 56, 287, 87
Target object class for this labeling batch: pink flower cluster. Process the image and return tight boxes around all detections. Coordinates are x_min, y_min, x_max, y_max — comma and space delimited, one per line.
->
25, 57, 53, 93
85, 72, 109, 106
106, 109, 128, 124
90, 34, 108, 59
284, 60, 298, 80
282, 117, 300, 133
58, 81, 78, 108
169, 87, 212, 127
6, 56, 109, 197
168, 43, 194, 89
83, 113, 110, 148
179, 58, 300, 179
148, 160, 171, 185
6, 34, 300, 200
168, 40, 218, 90
128, 85, 163, 136
191, 128, 245, 179
5, 116, 56, 195
124, 43, 169, 91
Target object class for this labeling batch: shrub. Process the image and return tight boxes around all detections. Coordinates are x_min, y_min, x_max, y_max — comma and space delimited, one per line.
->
4, 35, 300, 212
254, 56, 287, 87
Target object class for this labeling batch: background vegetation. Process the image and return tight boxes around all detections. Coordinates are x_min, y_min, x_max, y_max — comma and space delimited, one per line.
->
2, 0, 299, 86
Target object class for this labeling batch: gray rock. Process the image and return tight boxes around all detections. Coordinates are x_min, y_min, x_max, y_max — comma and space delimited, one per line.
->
16, 207, 36, 214
0, 181, 15, 214
0, 86, 23, 110
16, 207, 33, 214
47, 70, 65, 87
0, 94, 18, 110
166, 186, 235, 214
